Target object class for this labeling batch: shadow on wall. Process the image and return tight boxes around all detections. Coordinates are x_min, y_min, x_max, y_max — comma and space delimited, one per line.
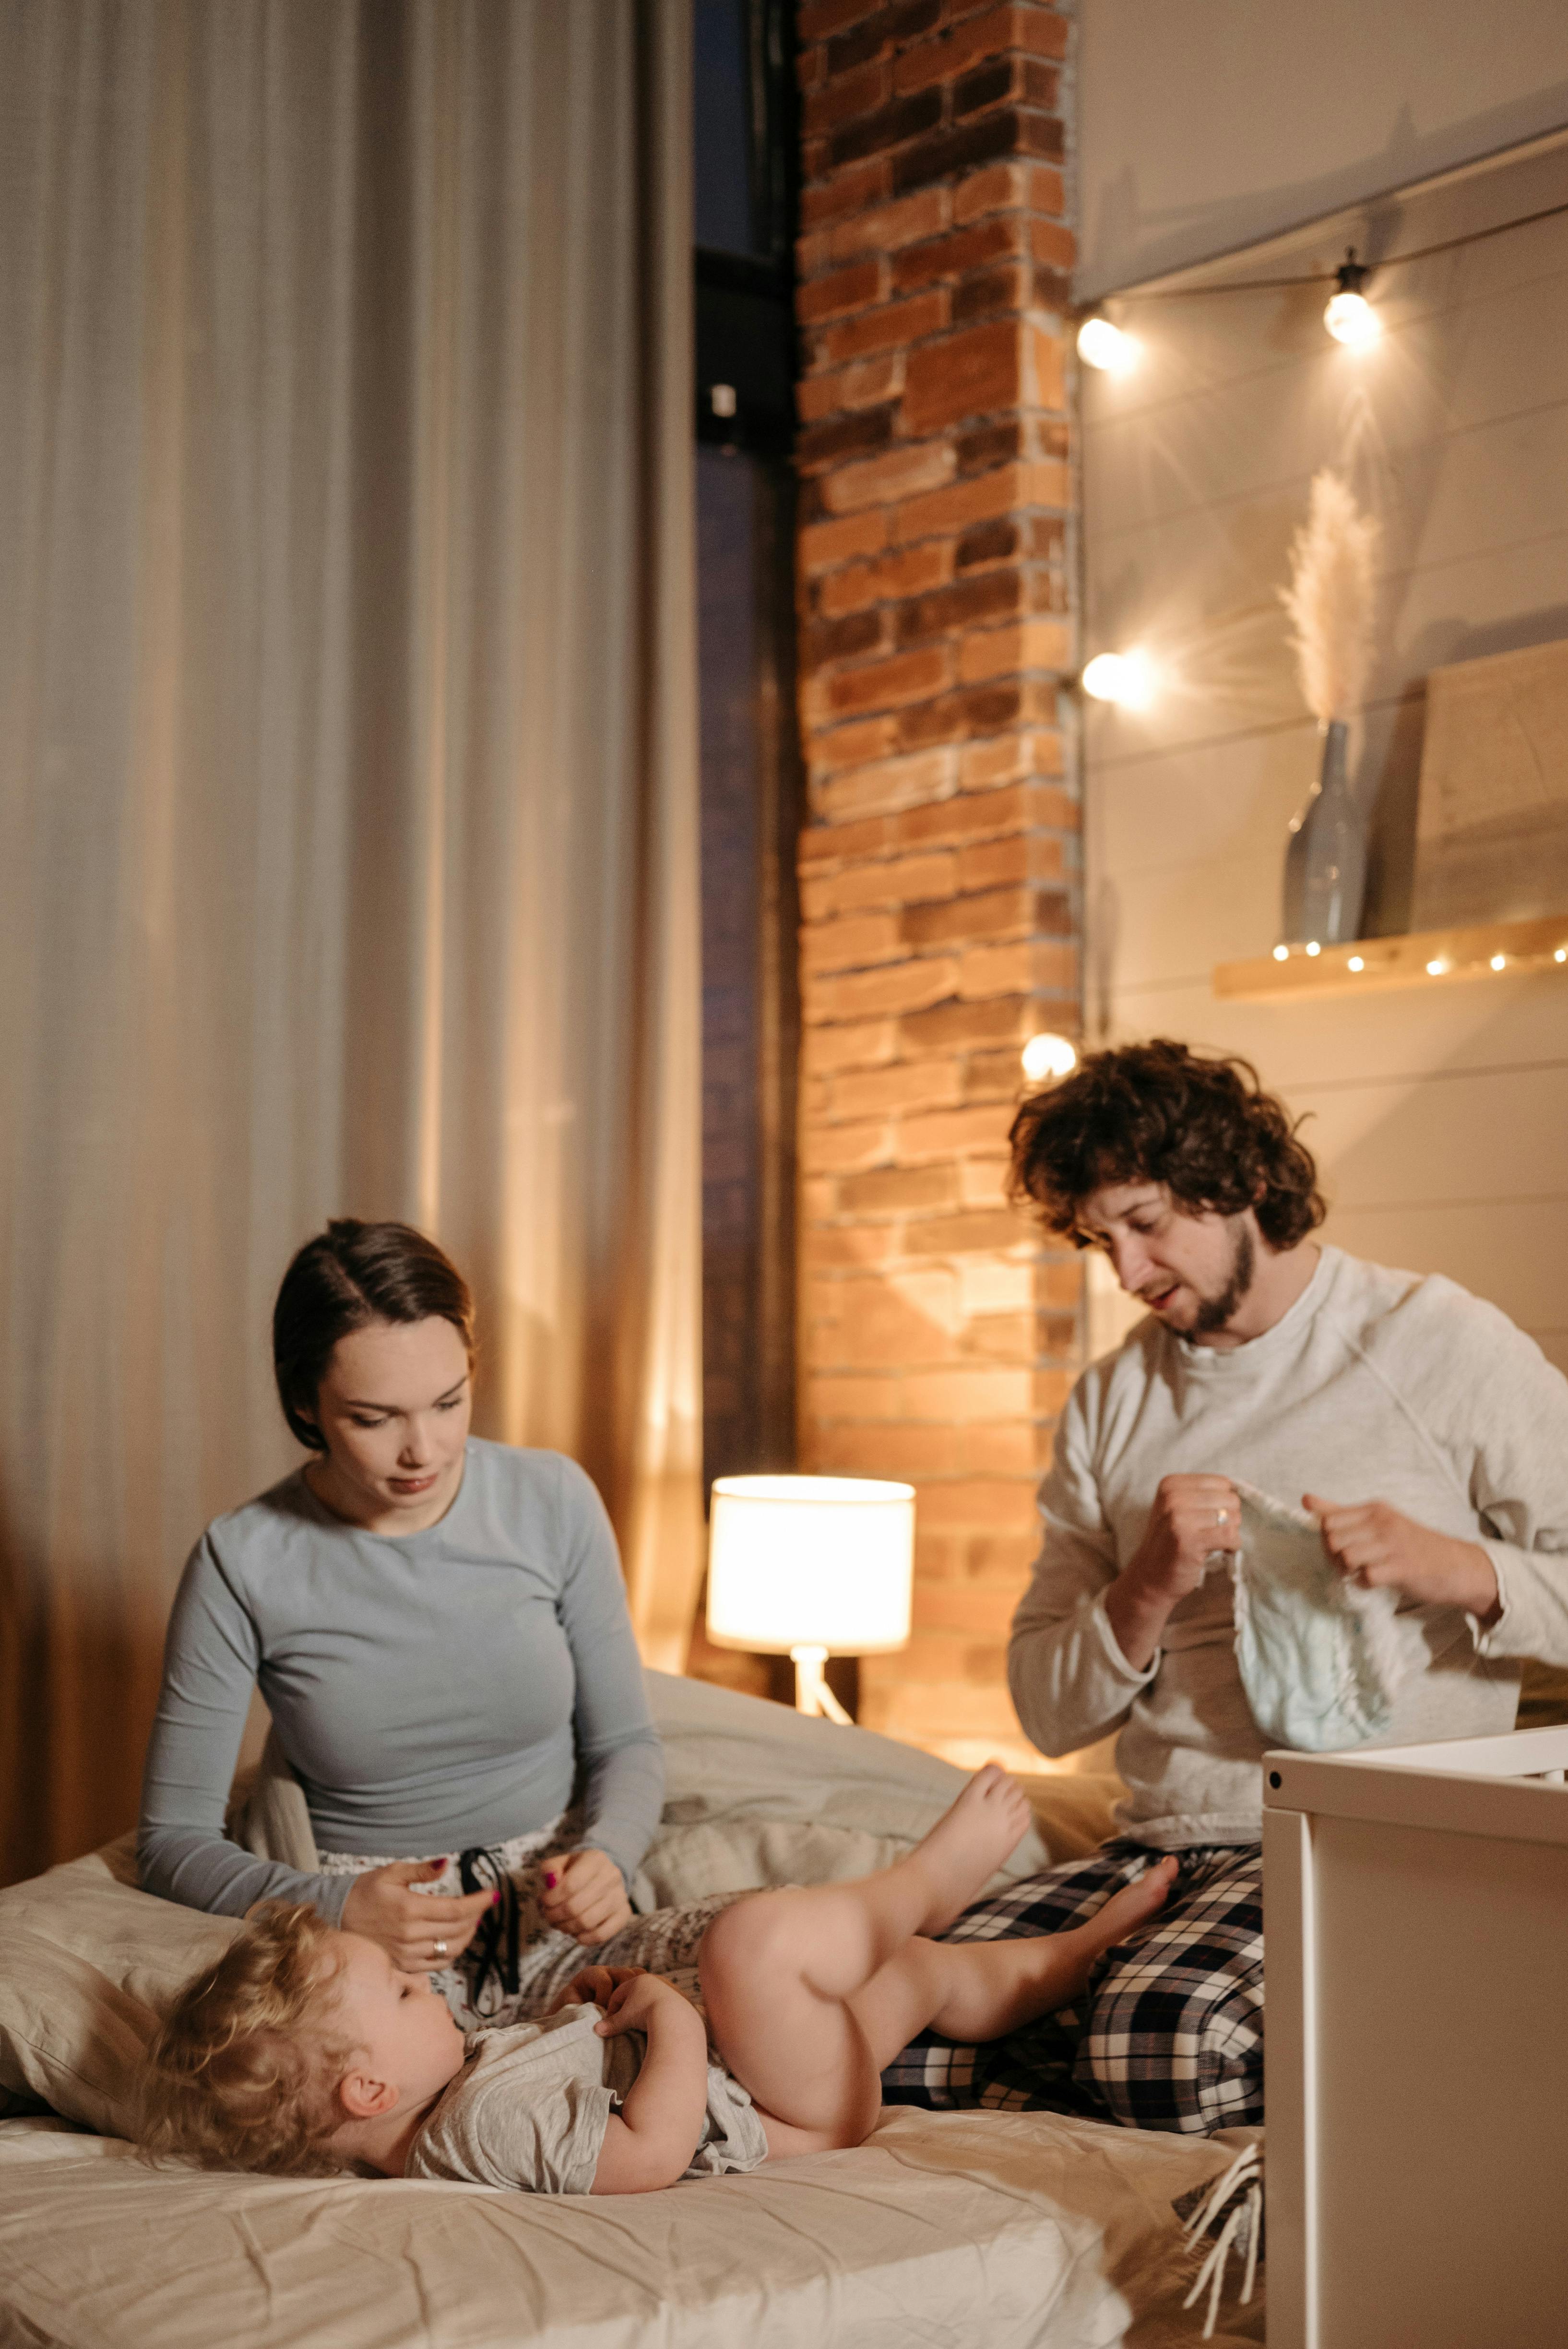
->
1084, 83, 1568, 298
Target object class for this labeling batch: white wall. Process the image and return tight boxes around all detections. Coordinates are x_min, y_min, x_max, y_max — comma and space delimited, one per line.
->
1077, 0, 1568, 298
1079, 132, 1568, 1374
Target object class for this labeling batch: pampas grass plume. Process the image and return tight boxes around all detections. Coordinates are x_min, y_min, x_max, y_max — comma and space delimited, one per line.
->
1280, 471, 1379, 725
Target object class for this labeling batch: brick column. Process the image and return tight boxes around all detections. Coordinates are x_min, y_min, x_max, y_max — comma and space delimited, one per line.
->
794, 1, 1081, 1768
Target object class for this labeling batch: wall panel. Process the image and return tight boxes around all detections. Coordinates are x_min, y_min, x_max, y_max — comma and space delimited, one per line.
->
1083, 132, 1568, 1389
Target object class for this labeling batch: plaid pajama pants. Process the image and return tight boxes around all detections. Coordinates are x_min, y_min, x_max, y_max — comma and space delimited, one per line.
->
880, 1838, 1264, 2136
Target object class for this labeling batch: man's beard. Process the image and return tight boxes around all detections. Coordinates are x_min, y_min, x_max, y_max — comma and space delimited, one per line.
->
1184, 1220, 1257, 1338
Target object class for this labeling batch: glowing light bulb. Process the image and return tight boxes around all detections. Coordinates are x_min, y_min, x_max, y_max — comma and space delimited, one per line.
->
1272, 944, 1289, 962
1305, 941, 1321, 957
1490, 953, 1507, 971
1348, 955, 1365, 972
1556, 948, 1567, 964
1022, 1032, 1078, 1084
1077, 317, 1140, 374
1324, 248, 1380, 347
1081, 649, 1155, 709
1425, 958, 1447, 977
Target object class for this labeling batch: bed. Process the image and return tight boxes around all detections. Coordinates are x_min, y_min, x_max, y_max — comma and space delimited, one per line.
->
0, 1672, 1263, 2349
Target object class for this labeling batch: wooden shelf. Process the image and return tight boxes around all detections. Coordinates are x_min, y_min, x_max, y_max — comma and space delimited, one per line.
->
1213, 914, 1568, 1003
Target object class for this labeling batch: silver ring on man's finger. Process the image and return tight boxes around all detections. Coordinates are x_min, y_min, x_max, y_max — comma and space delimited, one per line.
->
432, 1939, 449, 1960
1214, 1506, 1228, 1527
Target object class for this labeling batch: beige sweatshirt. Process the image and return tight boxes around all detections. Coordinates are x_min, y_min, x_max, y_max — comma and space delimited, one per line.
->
1008, 1247, 1568, 1848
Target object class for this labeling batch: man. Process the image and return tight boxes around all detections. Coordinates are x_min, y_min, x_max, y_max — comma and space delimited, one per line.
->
887, 1037, 1568, 2135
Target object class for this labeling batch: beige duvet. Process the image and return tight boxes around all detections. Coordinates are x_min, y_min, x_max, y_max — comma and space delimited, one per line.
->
0, 1671, 1264, 2348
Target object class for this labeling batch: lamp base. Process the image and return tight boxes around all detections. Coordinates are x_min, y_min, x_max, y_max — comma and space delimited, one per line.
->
791, 1644, 854, 1726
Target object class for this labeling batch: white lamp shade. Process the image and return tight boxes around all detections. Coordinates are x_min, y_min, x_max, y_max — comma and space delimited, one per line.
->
706, 1475, 915, 1656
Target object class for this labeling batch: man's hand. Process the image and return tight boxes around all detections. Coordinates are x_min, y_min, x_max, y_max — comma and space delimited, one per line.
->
555, 1964, 646, 2013
539, 1848, 634, 1946
1304, 1494, 1501, 1624
1106, 1474, 1241, 1671
340, 1860, 496, 1971
594, 1972, 696, 2040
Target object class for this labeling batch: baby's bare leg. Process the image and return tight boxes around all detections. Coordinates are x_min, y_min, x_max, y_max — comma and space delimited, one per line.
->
850, 1857, 1177, 2065
699, 1766, 1032, 2141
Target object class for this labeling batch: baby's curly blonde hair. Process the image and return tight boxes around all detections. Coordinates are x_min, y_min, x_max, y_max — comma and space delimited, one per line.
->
139, 1902, 356, 2177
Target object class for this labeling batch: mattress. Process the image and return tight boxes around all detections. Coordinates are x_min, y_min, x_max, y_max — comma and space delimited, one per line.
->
0, 2105, 1264, 2349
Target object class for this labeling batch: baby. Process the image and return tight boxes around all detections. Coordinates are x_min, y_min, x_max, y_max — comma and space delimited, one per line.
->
141, 1767, 1174, 2193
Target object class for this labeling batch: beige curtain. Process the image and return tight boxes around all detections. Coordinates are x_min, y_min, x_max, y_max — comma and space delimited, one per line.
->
0, 0, 702, 1885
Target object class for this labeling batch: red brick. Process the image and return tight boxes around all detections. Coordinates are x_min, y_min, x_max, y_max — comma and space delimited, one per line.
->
796, 353, 904, 425
809, 713, 901, 772
826, 0, 943, 76
902, 883, 1035, 948
830, 88, 942, 170
797, 814, 894, 867
803, 1224, 899, 1269
802, 62, 889, 140
801, 910, 902, 974
798, 0, 881, 36
958, 832, 1065, 890
800, 509, 887, 572
891, 216, 1022, 294
822, 437, 952, 515
824, 644, 950, 717
892, 110, 1060, 201
819, 540, 951, 617
820, 186, 947, 265
829, 1056, 963, 1118
805, 955, 960, 1023
803, 607, 884, 673
797, 405, 898, 477
898, 1100, 1015, 1160
801, 1019, 898, 1078
892, 780, 1041, 846
798, 258, 885, 325
903, 1207, 1032, 1255
895, 567, 1021, 641
957, 617, 1071, 680
953, 263, 1029, 324
914, 1479, 1038, 1530
903, 319, 1022, 435
900, 992, 1034, 1051
836, 1162, 960, 1214
799, 159, 890, 230
818, 288, 948, 367
810, 846, 957, 914
890, 462, 1022, 544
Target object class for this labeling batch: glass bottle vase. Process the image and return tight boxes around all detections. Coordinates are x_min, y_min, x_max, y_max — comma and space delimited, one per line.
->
1281, 719, 1366, 946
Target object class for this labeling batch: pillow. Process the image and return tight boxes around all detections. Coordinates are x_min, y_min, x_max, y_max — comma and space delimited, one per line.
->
0, 1836, 238, 2137
0, 1673, 1123, 2137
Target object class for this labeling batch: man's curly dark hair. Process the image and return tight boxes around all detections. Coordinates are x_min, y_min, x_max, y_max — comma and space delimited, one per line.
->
1008, 1039, 1325, 1249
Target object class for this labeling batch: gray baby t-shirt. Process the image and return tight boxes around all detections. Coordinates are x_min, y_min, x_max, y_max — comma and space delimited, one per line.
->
405, 2001, 770, 2195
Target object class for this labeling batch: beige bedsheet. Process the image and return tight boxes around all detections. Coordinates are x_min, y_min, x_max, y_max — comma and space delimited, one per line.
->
0, 2106, 1263, 2349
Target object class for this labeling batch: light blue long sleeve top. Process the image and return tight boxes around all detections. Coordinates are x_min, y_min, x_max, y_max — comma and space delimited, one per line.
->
138, 1440, 665, 1925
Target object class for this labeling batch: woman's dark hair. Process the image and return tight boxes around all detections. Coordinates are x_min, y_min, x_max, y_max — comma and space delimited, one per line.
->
1008, 1039, 1326, 1250
272, 1220, 475, 1451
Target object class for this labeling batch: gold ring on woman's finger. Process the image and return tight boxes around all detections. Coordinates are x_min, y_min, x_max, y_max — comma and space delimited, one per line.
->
1214, 1506, 1228, 1526
432, 1939, 449, 1960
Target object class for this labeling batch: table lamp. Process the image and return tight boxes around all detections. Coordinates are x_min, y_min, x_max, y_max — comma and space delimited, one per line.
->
705, 1474, 915, 1724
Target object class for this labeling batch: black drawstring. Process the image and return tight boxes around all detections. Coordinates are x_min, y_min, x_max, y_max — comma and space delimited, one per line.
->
458, 1845, 521, 2015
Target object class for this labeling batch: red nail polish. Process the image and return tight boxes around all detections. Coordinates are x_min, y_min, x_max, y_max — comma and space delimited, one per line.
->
491, 1889, 501, 1907
544, 1872, 557, 1889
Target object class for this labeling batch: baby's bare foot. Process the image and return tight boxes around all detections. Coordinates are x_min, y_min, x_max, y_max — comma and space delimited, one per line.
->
911, 1765, 1033, 1937
1081, 1857, 1177, 1959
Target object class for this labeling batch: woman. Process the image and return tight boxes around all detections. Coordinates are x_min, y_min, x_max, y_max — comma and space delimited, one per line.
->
139, 1219, 699, 2026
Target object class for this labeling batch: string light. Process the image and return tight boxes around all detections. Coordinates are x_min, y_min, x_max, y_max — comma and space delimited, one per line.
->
1347, 955, 1365, 971
1272, 944, 1289, 962
1021, 1033, 1078, 1083
1425, 958, 1448, 977
1077, 316, 1141, 374
1081, 649, 1155, 708
1323, 249, 1380, 346
1305, 941, 1321, 957
1490, 953, 1507, 971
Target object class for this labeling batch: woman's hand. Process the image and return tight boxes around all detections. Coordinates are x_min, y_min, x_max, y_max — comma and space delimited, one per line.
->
340, 1860, 496, 1971
539, 1848, 634, 1946
1304, 1494, 1501, 1624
